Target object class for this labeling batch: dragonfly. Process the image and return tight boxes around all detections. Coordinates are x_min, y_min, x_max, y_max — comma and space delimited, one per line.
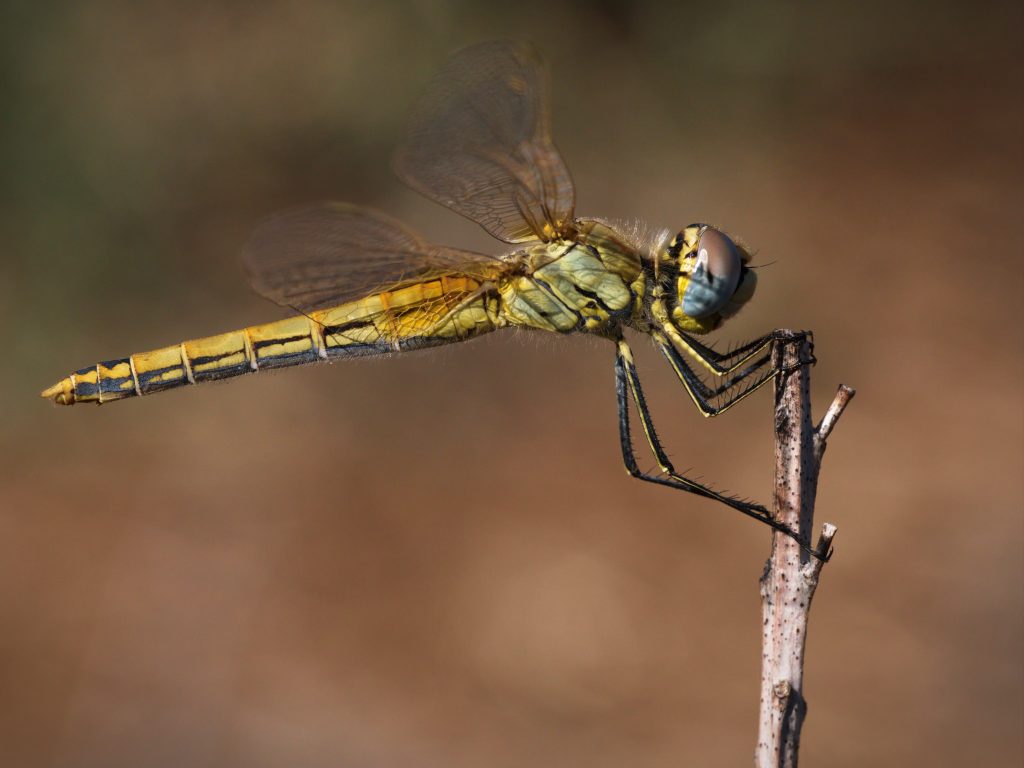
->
41, 41, 811, 542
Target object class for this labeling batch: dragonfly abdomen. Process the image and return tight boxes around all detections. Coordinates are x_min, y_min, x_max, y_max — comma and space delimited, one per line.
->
40, 315, 325, 405
316, 273, 501, 355
41, 274, 502, 405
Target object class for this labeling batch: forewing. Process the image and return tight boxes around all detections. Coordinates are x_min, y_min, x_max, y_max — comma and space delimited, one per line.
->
393, 41, 575, 244
243, 202, 496, 312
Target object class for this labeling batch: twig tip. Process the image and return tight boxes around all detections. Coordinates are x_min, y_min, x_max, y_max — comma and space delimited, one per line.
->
815, 383, 856, 446
807, 522, 838, 574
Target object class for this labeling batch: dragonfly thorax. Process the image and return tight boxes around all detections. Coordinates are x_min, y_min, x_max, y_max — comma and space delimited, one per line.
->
662, 224, 758, 334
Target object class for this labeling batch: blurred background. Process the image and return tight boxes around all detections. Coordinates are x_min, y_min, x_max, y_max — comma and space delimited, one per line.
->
1, 1, 1021, 766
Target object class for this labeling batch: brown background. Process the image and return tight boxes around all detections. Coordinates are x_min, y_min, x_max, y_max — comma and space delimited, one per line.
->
2, 1, 1021, 766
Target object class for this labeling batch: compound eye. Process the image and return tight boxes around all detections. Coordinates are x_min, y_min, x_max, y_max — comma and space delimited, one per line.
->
681, 228, 743, 318
698, 228, 742, 292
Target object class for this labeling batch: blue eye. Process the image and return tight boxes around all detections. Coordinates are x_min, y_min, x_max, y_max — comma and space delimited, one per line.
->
681, 228, 742, 318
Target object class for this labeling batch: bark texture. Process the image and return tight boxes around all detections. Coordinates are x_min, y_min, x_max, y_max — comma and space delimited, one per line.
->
755, 332, 852, 767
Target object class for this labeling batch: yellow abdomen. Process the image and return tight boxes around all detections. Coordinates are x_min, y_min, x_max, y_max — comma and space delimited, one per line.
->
42, 274, 501, 405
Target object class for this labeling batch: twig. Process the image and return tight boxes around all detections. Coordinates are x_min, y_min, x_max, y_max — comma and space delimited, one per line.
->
814, 385, 855, 463
755, 331, 854, 767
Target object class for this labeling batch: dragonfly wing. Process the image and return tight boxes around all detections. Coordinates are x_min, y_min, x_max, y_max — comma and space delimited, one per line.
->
393, 41, 576, 244
243, 202, 497, 312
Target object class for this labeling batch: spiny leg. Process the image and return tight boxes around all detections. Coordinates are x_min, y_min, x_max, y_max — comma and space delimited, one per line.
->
683, 330, 774, 367
655, 332, 778, 418
614, 338, 802, 541
652, 330, 771, 403
660, 324, 814, 378
656, 321, 774, 376
696, 329, 814, 372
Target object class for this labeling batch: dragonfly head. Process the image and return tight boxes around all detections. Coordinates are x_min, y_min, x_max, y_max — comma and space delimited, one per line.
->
662, 224, 757, 333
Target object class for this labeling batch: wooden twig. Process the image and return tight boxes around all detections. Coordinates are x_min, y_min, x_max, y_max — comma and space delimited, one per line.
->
755, 331, 854, 767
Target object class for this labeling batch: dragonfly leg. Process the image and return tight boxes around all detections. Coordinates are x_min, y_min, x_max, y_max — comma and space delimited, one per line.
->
654, 322, 771, 375
655, 333, 777, 418
614, 338, 804, 543
653, 330, 770, 399
660, 324, 815, 377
